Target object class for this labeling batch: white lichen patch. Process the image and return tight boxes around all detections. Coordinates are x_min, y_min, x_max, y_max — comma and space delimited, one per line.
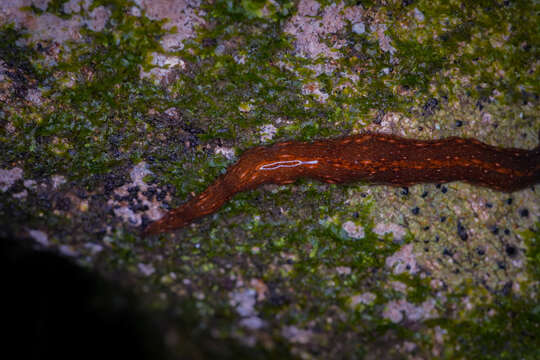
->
336, 266, 351, 275
370, 23, 396, 55
129, 162, 152, 190
230, 288, 257, 317
389, 280, 408, 294
63, 0, 92, 14
23, 179, 37, 190
59, 244, 78, 257
373, 222, 407, 241
0, 167, 23, 192
51, 175, 66, 189
365, 112, 411, 135
239, 316, 265, 331
140, 53, 186, 82
113, 206, 141, 226
386, 244, 419, 275
138, 262, 155, 276
382, 298, 437, 323
281, 325, 313, 344
1, 1, 110, 44
85, 5, 110, 32
136, 0, 205, 51
229, 287, 266, 330
284, 0, 363, 60
25, 88, 43, 105
28, 229, 49, 246
259, 124, 277, 142
349, 292, 376, 308
342, 221, 365, 239
215, 146, 236, 161
352, 21, 365, 35
13, 189, 28, 199
84, 242, 103, 255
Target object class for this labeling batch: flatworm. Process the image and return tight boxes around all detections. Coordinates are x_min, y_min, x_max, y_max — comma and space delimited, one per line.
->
144, 132, 540, 235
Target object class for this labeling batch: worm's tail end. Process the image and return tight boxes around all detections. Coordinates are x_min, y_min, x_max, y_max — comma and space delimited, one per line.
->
142, 205, 194, 236
142, 179, 234, 236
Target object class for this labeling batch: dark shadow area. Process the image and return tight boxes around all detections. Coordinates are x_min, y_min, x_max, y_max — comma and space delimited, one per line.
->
1, 236, 295, 360
2, 236, 169, 360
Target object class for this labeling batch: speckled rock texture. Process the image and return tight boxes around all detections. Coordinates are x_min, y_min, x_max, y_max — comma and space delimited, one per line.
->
1, 1, 538, 359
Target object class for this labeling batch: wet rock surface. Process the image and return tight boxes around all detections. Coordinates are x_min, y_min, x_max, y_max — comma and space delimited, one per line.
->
1, 1, 539, 359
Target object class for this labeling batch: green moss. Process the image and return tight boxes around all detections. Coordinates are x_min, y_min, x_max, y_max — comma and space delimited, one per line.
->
392, 273, 432, 304
390, 0, 539, 104
523, 222, 540, 281
0, 24, 42, 80
431, 294, 540, 359
4, 1, 172, 182
213, 0, 294, 20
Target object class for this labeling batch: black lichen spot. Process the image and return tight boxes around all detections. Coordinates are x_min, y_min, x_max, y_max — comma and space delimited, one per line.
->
476, 100, 484, 111
421, 191, 428, 198
104, 174, 126, 195
401, 187, 409, 195
457, 220, 468, 241
440, 216, 447, 223
505, 244, 517, 257
142, 187, 156, 201
519, 208, 529, 218
441, 186, 448, 194
485, 202, 493, 208
443, 248, 453, 257
455, 120, 464, 127
490, 225, 499, 235
504, 228, 510, 235
422, 98, 439, 116
476, 247, 485, 256
156, 190, 167, 201
411, 207, 420, 215
127, 186, 139, 201
130, 203, 149, 213
506, 198, 513, 205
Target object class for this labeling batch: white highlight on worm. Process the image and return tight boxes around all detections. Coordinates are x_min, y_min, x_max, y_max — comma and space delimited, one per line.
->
259, 160, 318, 170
